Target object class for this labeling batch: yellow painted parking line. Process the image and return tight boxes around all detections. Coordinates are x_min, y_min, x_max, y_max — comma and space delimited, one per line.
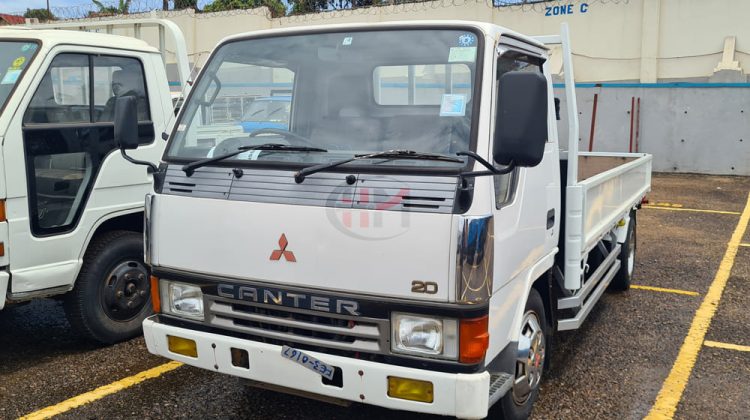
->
642, 205, 741, 216
19, 361, 183, 420
631, 285, 699, 296
739, 243, 750, 247
703, 340, 750, 353
646, 192, 750, 420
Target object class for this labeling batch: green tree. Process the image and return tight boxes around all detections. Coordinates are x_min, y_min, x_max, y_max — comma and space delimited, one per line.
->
23, 8, 56, 22
174, 0, 199, 10
203, 0, 286, 17
90, 0, 132, 15
288, 0, 328, 14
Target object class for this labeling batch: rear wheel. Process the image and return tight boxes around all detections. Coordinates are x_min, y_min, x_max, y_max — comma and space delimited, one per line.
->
610, 210, 636, 291
63, 230, 152, 344
496, 288, 548, 420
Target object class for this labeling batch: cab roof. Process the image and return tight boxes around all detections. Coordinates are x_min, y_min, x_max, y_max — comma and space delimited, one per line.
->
0, 27, 158, 53
218, 20, 546, 50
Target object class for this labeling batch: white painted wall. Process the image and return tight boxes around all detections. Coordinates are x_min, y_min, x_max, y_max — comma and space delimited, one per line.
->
84, 0, 750, 83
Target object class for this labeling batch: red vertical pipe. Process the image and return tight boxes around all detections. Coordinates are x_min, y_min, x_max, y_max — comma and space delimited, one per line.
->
628, 96, 635, 152
635, 97, 641, 152
588, 93, 599, 152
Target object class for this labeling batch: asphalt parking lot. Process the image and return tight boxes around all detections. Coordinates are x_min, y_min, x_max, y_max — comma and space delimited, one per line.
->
1, 173, 749, 420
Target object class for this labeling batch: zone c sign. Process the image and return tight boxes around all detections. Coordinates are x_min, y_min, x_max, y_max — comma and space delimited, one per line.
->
545, 3, 589, 16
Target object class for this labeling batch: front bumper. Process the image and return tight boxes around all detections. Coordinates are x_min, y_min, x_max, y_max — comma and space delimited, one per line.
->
143, 316, 491, 418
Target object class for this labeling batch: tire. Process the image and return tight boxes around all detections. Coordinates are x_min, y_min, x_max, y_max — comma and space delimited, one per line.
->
495, 288, 549, 420
610, 210, 636, 291
63, 230, 152, 344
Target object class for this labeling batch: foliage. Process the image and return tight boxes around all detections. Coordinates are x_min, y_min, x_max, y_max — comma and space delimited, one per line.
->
174, 0, 199, 10
23, 8, 56, 22
90, 0, 132, 15
203, 0, 286, 17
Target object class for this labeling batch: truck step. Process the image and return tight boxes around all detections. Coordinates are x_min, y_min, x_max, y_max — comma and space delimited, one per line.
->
557, 257, 620, 331
558, 243, 621, 310
488, 372, 514, 407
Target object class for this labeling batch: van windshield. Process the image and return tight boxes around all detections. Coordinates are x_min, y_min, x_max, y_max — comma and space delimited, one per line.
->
166, 28, 482, 170
0, 41, 38, 113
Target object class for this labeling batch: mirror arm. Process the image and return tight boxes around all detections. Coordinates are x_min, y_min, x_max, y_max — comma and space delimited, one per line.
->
457, 151, 516, 177
120, 149, 158, 174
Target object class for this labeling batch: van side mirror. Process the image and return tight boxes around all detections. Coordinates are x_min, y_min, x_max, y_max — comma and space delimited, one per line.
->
114, 96, 139, 150
493, 71, 549, 167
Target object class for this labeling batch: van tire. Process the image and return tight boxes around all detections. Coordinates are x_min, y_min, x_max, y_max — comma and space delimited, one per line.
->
63, 230, 152, 344
610, 211, 636, 291
495, 288, 548, 420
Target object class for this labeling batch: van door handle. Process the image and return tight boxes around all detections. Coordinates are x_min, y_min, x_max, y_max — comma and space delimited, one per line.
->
546, 209, 555, 229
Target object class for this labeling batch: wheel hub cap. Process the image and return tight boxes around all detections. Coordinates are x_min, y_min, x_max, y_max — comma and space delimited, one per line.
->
102, 260, 149, 321
513, 310, 545, 405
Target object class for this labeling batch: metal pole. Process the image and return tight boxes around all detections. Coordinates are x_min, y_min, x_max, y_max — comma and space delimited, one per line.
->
588, 93, 598, 152
628, 96, 635, 152
635, 97, 641, 152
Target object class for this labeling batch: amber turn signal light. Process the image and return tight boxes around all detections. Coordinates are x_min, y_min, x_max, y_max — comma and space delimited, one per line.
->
150, 275, 161, 313
459, 315, 489, 364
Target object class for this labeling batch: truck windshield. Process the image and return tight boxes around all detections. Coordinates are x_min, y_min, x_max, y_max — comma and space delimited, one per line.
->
0, 41, 38, 113
166, 28, 481, 170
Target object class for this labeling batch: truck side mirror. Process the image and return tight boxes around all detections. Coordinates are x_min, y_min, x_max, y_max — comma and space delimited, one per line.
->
493, 71, 549, 167
114, 96, 139, 150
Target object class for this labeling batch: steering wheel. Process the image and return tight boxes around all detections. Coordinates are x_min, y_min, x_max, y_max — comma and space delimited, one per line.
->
247, 128, 318, 147
213, 128, 318, 156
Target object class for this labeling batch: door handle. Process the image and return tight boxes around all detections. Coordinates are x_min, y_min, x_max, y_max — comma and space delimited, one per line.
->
546, 209, 555, 229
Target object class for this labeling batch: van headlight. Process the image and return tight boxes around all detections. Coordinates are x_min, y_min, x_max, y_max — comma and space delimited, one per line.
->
160, 280, 204, 320
391, 312, 458, 360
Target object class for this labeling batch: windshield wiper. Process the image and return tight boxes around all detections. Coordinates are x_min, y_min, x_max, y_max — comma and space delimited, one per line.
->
182, 143, 327, 177
294, 149, 463, 183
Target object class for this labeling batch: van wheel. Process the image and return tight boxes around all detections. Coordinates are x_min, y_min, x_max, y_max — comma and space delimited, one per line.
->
496, 288, 547, 420
63, 230, 152, 344
610, 211, 636, 291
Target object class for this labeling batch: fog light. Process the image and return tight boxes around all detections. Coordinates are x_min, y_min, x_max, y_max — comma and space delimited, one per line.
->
387, 376, 434, 403
167, 335, 197, 358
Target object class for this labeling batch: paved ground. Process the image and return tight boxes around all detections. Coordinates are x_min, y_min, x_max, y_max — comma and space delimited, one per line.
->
1, 173, 749, 419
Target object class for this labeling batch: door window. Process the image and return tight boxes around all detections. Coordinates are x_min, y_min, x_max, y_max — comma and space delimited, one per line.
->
22, 53, 153, 235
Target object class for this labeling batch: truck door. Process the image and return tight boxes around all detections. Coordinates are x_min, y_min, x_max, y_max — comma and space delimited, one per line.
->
491, 47, 560, 290
7, 51, 154, 295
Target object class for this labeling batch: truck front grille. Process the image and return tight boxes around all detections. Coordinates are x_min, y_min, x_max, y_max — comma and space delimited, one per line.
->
205, 296, 390, 354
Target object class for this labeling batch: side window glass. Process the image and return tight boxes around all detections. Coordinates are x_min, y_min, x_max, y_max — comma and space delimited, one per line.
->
24, 54, 90, 124
93, 56, 150, 122
494, 51, 543, 209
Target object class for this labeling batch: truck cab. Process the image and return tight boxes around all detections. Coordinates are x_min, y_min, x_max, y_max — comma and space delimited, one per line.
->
140, 21, 651, 418
0, 22, 188, 344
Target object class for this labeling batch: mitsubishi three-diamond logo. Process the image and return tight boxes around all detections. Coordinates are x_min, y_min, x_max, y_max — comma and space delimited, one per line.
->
269, 234, 296, 262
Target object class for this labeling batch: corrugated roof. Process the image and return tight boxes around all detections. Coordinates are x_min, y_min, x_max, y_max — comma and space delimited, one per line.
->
0, 14, 25, 25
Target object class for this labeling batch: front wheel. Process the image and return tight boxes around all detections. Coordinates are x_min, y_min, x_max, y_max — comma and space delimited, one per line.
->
63, 230, 152, 344
495, 288, 548, 420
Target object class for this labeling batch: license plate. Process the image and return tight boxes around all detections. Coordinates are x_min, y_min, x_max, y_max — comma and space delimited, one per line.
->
281, 345, 335, 380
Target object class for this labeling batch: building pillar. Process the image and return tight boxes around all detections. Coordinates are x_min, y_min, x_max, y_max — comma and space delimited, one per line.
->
640, 0, 661, 83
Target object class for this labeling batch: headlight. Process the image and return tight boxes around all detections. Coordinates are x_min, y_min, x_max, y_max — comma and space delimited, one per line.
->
391, 312, 458, 360
160, 280, 204, 320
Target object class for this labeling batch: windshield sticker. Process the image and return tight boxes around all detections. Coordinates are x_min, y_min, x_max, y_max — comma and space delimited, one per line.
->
342, 37, 353, 46
176, 124, 187, 131
458, 33, 477, 47
440, 94, 467, 117
1, 69, 21, 85
449, 47, 477, 63
21, 43, 36, 52
11, 56, 26, 70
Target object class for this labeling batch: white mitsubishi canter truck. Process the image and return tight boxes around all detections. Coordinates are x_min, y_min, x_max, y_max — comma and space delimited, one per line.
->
126, 21, 652, 418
